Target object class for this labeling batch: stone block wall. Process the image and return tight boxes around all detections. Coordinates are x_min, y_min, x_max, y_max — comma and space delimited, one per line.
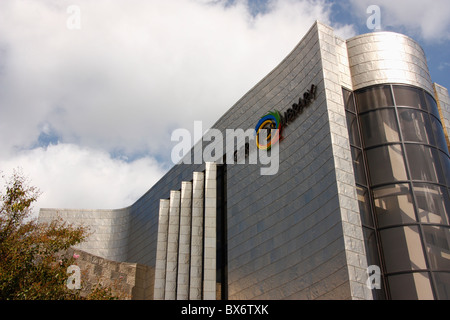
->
66, 247, 154, 300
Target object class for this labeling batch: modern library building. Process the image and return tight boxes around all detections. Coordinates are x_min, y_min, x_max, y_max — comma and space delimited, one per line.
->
39, 21, 450, 300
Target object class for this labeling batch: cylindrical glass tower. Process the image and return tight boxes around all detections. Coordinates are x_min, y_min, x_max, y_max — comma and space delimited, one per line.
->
344, 32, 450, 299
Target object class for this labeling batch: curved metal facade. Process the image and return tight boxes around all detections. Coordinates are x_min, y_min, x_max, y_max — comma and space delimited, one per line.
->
347, 32, 433, 94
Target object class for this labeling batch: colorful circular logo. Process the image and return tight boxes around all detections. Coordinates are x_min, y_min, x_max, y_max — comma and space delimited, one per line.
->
255, 111, 282, 150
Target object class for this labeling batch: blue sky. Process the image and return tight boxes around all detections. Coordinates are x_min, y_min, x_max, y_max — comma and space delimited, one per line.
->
0, 0, 449, 215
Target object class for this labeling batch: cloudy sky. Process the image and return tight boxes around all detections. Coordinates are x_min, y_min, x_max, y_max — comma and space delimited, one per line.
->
1, 0, 449, 217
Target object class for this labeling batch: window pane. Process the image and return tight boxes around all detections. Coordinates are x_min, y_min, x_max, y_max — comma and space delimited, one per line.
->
363, 227, 379, 265
363, 227, 387, 300
373, 184, 416, 227
439, 151, 450, 186
405, 144, 445, 184
359, 109, 400, 147
431, 116, 449, 154
425, 91, 441, 119
434, 272, 450, 300
414, 183, 450, 225
352, 147, 367, 185
343, 89, 355, 112
355, 85, 394, 113
393, 85, 427, 111
388, 272, 434, 300
423, 226, 450, 271
357, 186, 373, 226
380, 226, 427, 273
346, 112, 361, 147
366, 145, 407, 186
398, 108, 435, 145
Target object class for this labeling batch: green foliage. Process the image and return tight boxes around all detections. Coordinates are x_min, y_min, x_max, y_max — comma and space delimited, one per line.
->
0, 169, 118, 300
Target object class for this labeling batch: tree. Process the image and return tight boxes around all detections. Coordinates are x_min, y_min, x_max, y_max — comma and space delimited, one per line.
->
0, 169, 117, 300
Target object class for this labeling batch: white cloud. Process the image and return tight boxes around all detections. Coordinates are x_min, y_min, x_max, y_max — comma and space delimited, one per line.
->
438, 62, 450, 71
0, 0, 355, 153
0, 144, 167, 218
0, 0, 356, 214
348, 0, 450, 41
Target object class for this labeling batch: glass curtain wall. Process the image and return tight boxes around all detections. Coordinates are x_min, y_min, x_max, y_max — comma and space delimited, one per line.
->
343, 84, 450, 300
